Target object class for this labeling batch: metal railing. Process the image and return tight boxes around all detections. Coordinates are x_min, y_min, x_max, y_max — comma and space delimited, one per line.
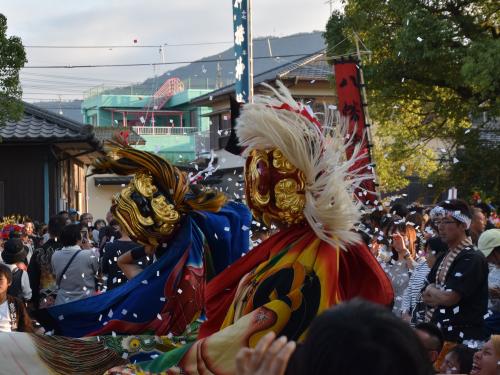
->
132, 126, 198, 136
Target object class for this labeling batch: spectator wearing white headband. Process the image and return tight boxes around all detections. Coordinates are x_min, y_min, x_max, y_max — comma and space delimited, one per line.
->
422, 199, 489, 367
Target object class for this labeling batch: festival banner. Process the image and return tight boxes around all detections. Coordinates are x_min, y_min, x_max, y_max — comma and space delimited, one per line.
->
333, 60, 377, 203
232, 0, 250, 103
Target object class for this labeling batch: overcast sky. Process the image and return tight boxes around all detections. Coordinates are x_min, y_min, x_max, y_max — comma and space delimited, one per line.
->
1, 0, 341, 101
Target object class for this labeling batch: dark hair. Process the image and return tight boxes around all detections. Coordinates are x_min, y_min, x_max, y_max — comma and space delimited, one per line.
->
287, 299, 433, 375
390, 202, 408, 218
415, 322, 444, 353
369, 208, 387, 229
58, 210, 68, 216
438, 199, 472, 220
426, 237, 448, 258
407, 212, 424, 229
447, 344, 476, 374
60, 224, 82, 247
109, 219, 120, 227
0, 263, 13, 284
94, 219, 106, 228
48, 215, 67, 238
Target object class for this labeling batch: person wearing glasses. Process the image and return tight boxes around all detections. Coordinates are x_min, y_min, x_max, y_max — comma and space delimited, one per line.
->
422, 199, 489, 367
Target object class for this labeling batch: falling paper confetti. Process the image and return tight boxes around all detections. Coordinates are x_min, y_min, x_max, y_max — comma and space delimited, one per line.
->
453, 157, 459, 164
417, 36, 423, 42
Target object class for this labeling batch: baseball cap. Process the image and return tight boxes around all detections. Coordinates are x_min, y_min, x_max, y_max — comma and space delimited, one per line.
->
478, 229, 500, 258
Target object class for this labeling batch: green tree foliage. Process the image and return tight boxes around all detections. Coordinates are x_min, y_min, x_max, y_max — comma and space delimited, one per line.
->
325, 0, 499, 192
429, 126, 500, 205
0, 14, 26, 125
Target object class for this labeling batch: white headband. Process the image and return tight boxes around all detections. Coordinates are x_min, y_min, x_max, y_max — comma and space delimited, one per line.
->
430, 206, 471, 229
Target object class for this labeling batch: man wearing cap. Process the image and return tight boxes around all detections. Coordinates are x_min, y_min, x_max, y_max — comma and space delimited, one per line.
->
479, 229, 500, 334
68, 209, 79, 224
0, 238, 32, 301
422, 199, 488, 359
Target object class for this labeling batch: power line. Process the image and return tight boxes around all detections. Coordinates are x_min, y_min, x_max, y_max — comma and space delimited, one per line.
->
21, 78, 132, 87
23, 37, 319, 49
24, 41, 234, 49
23, 92, 83, 96
21, 72, 137, 84
23, 53, 311, 69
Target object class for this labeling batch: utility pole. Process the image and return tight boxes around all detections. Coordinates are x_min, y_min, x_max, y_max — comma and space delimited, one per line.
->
324, 0, 333, 14
248, 0, 254, 103
215, 54, 223, 89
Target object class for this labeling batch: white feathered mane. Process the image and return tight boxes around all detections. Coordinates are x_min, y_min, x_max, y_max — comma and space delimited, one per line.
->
236, 81, 374, 250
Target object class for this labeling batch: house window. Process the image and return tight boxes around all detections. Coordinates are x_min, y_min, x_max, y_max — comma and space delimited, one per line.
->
218, 112, 231, 149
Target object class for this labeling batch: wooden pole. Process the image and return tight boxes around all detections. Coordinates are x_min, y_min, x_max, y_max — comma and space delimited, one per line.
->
354, 32, 380, 199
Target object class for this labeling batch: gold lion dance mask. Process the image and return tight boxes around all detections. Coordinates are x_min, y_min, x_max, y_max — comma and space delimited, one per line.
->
245, 148, 306, 226
93, 145, 226, 248
236, 82, 371, 249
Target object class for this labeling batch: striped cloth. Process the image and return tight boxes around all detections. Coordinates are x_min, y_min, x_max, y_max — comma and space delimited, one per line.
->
401, 260, 430, 317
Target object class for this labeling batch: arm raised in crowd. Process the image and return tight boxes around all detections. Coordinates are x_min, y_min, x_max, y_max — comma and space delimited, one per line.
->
117, 245, 151, 280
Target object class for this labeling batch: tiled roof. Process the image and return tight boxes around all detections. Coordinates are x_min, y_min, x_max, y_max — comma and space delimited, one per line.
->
191, 50, 327, 103
0, 102, 99, 145
279, 55, 331, 80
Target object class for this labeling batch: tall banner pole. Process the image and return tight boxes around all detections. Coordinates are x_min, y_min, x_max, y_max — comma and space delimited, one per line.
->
232, 0, 251, 103
333, 55, 380, 204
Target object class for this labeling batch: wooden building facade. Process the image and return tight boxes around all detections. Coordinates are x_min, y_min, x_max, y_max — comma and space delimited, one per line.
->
0, 103, 103, 223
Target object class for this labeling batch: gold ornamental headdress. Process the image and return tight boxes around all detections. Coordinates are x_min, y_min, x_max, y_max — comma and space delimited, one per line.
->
92, 144, 226, 247
236, 82, 372, 249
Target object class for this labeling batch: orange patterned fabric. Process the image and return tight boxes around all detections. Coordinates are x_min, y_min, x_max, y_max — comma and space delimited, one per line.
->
123, 225, 393, 374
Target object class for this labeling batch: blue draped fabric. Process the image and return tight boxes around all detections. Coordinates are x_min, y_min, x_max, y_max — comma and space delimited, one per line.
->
35, 202, 250, 338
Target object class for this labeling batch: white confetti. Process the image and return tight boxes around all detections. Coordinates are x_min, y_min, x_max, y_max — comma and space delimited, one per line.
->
121, 309, 128, 315
160, 297, 166, 302
417, 36, 423, 42
177, 288, 183, 294
241, 225, 249, 231
157, 314, 162, 320
133, 313, 138, 318
142, 280, 148, 285
224, 227, 230, 232
453, 157, 459, 164
453, 306, 460, 314
108, 309, 114, 318
454, 272, 462, 277
427, 183, 433, 188
58, 315, 64, 321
